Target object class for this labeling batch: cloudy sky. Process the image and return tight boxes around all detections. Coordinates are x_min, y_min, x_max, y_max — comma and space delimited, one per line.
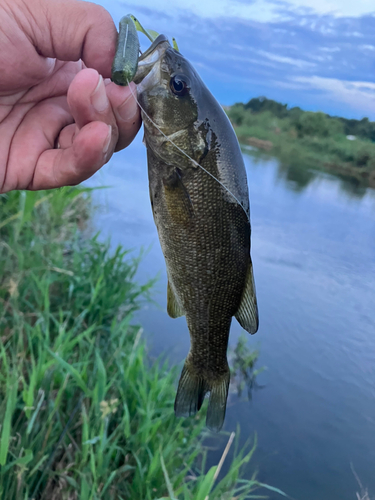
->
95, 0, 375, 119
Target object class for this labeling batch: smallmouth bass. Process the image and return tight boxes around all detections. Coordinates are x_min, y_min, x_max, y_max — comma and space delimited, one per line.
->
134, 35, 259, 431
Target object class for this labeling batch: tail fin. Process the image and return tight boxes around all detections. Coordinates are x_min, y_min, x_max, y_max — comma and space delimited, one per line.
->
206, 374, 230, 432
174, 360, 230, 432
174, 362, 206, 417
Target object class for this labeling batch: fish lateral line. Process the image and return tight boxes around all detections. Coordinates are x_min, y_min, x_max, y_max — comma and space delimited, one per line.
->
126, 80, 250, 221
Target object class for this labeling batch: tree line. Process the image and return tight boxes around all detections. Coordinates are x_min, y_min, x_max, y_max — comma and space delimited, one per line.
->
230, 97, 375, 142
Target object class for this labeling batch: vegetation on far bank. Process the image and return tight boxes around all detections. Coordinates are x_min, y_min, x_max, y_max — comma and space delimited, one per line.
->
0, 188, 281, 499
226, 97, 375, 188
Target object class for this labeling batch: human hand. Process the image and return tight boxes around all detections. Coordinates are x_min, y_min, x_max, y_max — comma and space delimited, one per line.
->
0, 0, 141, 193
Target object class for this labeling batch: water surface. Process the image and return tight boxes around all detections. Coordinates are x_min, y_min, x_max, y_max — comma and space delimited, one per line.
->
86, 135, 375, 500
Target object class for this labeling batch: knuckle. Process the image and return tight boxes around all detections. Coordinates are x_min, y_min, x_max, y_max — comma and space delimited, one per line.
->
89, 4, 113, 29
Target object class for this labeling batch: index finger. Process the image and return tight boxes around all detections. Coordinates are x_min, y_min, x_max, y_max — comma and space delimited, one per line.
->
30, 121, 113, 190
25, 0, 118, 78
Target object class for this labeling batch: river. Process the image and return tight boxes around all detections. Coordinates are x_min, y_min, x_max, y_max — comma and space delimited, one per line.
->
86, 133, 375, 500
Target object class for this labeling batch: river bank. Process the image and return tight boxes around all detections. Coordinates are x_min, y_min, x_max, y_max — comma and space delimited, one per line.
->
0, 187, 275, 499
226, 98, 375, 188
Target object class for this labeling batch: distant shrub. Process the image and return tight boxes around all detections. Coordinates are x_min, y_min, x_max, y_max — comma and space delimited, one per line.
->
227, 104, 246, 126
294, 112, 344, 138
244, 96, 289, 118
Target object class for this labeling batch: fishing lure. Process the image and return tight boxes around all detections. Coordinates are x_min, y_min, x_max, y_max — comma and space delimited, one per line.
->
111, 15, 140, 86
112, 14, 180, 86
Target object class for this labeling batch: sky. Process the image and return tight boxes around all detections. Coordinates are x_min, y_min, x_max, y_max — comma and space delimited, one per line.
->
94, 0, 375, 119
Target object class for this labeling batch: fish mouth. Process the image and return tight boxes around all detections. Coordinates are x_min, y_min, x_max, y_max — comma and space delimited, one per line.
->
133, 34, 170, 91
139, 34, 169, 62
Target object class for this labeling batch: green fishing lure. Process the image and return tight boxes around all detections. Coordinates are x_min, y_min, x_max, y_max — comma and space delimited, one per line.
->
111, 14, 179, 86
111, 15, 140, 86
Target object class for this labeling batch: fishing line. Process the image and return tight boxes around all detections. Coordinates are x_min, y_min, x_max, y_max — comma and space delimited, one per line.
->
126, 81, 250, 221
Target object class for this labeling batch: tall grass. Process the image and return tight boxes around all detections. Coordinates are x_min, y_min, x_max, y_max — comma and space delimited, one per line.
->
0, 188, 281, 499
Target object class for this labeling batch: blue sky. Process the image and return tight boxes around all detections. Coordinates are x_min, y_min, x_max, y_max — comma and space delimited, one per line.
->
95, 0, 375, 119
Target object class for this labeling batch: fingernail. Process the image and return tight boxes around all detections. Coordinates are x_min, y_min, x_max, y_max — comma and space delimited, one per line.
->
103, 125, 112, 156
91, 75, 109, 113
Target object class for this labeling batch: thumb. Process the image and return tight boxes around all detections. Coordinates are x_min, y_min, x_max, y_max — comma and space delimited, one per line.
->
22, 0, 118, 78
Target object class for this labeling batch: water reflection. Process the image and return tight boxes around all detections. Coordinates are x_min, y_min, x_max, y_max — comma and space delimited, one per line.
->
276, 161, 316, 191
336, 175, 370, 198
241, 145, 375, 200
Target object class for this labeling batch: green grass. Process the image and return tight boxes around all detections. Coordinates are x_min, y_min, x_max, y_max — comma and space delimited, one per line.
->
0, 188, 282, 499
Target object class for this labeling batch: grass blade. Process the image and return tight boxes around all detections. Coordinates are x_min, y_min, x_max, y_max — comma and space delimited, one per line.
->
0, 374, 18, 465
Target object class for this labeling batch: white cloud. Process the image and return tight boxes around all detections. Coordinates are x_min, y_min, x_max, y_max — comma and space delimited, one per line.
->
100, 0, 375, 23
319, 47, 341, 52
225, 44, 315, 69
285, 0, 375, 17
271, 80, 308, 90
294, 76, 375, 116
115, 0, 290, 23
346, 31, 364, 37
257, 50, 316, 68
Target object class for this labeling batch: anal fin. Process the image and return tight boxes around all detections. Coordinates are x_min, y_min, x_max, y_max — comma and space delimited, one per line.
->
167, 281, 184, 318
235, 259, 259, 334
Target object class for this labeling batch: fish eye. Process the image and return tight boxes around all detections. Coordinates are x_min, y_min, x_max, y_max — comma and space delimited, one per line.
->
170, 74, 189, 96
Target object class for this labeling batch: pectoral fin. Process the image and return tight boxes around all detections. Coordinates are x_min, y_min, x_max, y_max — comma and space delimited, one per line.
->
167, 281, 184, 318
235, 259, 259, 334
163, 168, 194, 225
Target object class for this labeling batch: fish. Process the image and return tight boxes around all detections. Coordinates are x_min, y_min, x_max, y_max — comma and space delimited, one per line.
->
134, 35, 259, 432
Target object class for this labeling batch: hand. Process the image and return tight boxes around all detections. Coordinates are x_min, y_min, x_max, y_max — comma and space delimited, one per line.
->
0, 0, 141, 193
